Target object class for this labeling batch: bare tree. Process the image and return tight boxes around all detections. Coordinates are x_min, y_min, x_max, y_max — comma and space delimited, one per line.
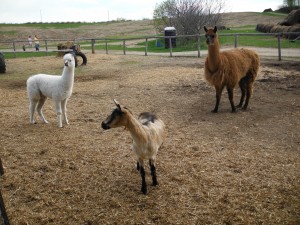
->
153, 0, 225, 35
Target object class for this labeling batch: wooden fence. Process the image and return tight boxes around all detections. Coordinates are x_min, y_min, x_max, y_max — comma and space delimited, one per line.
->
0, 32, 299, 61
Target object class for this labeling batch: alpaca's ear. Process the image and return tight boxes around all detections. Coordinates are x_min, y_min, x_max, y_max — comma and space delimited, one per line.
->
214, 26, 217, 33
204, 26, 208, 32
113, 99, 121, 110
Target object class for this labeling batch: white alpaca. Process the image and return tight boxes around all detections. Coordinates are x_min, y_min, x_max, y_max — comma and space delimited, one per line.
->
102, 99, 166, 194
27, 53, 75, 128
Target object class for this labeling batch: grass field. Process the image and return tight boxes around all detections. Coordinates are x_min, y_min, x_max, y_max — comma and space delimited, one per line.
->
2, 12, 300, 59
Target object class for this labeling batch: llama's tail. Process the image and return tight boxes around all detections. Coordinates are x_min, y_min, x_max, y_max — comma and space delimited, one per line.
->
241, 48, 260, 79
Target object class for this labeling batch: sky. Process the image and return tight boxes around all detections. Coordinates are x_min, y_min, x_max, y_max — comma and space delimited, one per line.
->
0, 0, 284, 24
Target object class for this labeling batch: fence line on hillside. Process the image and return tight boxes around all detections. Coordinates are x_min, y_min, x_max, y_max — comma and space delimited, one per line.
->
0, 32, 299, 61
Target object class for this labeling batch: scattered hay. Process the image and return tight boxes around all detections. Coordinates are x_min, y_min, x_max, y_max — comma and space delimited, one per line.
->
0, 54, 299, 224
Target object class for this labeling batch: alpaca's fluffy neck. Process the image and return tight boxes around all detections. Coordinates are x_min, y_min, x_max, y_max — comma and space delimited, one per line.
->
207, 38, 221, 73
125, 113, 147, 144
61, 66, 75, 90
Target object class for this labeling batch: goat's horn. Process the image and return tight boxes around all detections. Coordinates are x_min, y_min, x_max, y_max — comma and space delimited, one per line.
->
113, 99, 120, 107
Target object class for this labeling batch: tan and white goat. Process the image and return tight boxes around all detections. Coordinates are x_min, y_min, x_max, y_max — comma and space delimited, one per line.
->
101, 99, 166, 194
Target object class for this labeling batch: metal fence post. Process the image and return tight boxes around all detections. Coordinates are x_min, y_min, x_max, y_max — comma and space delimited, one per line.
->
277, 34, 282, 61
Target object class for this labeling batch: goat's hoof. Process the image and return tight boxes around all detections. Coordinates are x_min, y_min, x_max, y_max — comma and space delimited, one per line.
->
211, 109, 218, 113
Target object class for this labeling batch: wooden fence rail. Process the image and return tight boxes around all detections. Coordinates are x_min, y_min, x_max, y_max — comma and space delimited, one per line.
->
0, 32, 299, 61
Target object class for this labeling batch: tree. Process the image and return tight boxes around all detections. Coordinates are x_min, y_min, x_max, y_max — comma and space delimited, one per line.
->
153, 0, 225, 35
283, 0, 300, 7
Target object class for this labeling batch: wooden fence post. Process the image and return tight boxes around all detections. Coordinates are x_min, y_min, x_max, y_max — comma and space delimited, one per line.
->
123, 40, 126, 55
234, 34, 238, 48
169, 37, 173, 57
277, 33, 282, 61
197, 35, 201, 58
45, 40, 48, 56
13, 41, 16, 58
145, 38, 148, 56
105, 40, 108, 54
0, 158, 10, 225
91, 39, 95, 54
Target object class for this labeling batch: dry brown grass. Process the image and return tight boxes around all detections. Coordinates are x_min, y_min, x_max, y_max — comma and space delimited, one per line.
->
0, 53, 300, 225
0, 12, 286, 42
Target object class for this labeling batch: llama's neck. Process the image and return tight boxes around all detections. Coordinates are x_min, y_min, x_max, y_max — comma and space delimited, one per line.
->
207, 39, 221, 73
125, 113, 147, 144
61, 67, 75, 90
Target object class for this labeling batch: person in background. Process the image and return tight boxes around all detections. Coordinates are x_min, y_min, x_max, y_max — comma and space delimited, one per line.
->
28, 36, 32, 47
34, 35, 40, 51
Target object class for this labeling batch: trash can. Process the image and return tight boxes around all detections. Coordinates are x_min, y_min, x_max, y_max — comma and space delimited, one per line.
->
164, 27, 176, 49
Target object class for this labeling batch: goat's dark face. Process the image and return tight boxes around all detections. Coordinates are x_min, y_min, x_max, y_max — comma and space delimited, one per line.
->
102, 99, 129, 130
204, 26, 218, 45
101, 108, 125, 130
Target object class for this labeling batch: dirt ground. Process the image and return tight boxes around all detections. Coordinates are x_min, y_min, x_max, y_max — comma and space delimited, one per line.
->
0, 53, 299, 225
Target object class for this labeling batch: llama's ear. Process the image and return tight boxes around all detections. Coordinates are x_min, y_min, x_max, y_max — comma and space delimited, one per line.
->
204, 26, 208, 32
214, 26, 217, 33
113, 99, 121, 110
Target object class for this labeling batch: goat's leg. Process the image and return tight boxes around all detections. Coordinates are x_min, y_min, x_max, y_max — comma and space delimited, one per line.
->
227, 86, 236, 113
54, 100, 63, 128
212, 86, 223, 113
136, 161, 140, 171
36, 96, 48, 124
149, 159, 158, 186
138, 160, 147, 194
29, 99, 38, 124
61, 98, 69, 125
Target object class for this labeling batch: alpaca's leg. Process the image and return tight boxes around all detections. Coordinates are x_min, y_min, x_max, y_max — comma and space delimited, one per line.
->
61, 98, 69, 125
237, 79, 246, 108
138, 159, 147, 194
29, 99, 38, 124
54, 100, 63, 128
149, 159, 158, 186
36, 96, 48, 124
227, 87, 236, 113
212, 86, 223, 113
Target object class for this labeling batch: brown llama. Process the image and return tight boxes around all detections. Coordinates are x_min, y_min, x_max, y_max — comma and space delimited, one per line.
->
204, 26, 260, 113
